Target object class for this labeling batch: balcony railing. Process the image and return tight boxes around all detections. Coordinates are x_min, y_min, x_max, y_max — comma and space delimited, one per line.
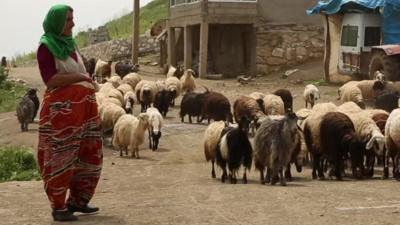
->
170, 0, 257, 7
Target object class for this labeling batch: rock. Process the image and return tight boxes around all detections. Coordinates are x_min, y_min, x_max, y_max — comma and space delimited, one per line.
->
272, 48, 285, 58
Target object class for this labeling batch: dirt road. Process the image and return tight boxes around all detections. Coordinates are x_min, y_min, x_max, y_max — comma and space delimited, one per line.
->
1, 62, 400, 225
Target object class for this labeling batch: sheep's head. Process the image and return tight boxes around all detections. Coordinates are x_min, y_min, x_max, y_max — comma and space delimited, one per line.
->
238, 117, 251, 134
151, 129, 162, 151
26, 88, 38, 96
374, 71, 386, 82
366, 132, 385, 156
138, 113, 150, 127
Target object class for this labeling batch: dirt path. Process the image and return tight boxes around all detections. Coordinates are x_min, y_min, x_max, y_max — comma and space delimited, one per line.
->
1, 63, 400, 224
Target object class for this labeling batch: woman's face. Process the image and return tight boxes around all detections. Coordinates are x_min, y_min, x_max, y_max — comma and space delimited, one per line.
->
62, 10, 74, 36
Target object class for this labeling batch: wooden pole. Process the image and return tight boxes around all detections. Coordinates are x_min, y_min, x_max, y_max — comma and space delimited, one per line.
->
132, 0, 140, 64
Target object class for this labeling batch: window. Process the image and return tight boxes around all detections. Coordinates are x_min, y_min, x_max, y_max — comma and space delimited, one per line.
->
341, 25, 358, 47
364, 27, 381, 46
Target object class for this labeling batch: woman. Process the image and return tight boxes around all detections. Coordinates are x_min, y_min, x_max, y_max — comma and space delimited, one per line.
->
37, 5, 102, 222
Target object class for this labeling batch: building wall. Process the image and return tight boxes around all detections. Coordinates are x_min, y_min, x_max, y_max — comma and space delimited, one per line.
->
258, 0, 320, 25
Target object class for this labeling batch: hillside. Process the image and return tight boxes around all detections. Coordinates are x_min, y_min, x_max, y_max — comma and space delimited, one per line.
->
75, 0, 167, 48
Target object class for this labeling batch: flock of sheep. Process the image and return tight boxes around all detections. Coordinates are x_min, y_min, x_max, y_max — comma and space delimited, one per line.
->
15, 57, 400, 187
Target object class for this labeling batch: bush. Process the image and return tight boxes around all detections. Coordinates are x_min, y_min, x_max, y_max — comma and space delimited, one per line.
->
0, 145, 41, 182
0, 81, 26, 113
0, 65, 8, 85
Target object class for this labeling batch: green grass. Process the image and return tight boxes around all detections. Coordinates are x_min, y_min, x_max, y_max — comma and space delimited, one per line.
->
0, 145, 41, 182
0, 80, 28, 113
105, 0, 168, 40
305, 79, 329, 86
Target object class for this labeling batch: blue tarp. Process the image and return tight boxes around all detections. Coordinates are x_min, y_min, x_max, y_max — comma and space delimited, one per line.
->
307, 0, 400, 44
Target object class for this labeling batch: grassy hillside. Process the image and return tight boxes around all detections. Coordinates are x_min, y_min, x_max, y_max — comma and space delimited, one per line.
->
76, 0, 167, 47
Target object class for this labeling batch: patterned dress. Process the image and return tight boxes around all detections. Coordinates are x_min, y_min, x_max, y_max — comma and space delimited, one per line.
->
37, 50, 103, 210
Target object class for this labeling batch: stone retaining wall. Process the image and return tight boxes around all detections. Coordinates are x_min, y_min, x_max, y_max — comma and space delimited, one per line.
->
255, 22, 324, 75
80, 34, 159, 61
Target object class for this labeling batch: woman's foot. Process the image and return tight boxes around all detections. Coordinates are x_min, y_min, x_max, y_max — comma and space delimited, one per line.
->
52, 209, 78, 221
67, 204, 99, 214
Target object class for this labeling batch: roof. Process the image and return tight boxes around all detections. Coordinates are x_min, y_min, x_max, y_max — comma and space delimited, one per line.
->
307, 0, 400, 44
306, 0, 385, 15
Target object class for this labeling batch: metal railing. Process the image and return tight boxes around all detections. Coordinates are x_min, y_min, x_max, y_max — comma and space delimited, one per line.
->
170, 0, 257, 7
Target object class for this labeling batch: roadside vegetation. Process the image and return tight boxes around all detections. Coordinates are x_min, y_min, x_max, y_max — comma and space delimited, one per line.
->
0, 145, 40, 182
0, 65, 27, 113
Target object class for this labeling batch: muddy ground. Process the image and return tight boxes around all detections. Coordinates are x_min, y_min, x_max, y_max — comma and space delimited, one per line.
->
1, 60, 400, 225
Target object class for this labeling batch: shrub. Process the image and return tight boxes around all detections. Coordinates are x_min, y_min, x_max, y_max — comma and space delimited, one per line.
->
0, 145, 41, 182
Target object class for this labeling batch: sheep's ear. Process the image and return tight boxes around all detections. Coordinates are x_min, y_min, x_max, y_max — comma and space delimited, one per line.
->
366, 136, 375, 150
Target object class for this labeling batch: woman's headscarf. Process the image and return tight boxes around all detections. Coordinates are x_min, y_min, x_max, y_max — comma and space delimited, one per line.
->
40, 4, 76, 60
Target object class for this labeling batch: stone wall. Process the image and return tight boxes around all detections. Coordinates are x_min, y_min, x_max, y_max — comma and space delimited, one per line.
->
80, 34, 159, 61
256, 22, 324, 75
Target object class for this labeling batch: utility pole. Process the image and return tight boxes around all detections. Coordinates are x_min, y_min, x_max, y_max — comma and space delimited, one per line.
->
132, 0, 140, 64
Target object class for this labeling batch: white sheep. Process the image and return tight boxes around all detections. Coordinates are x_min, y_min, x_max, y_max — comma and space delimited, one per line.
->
180, 69, 196, 93
338, 80, 382, 100
248, 92, 265, 101
146, 107, 163, 151
303, 84, 320, 108
340, 85, 365, 109
112, 113, 150, 158
135, 80, 158, 112
203, 121, 226, 178
99, 104, 126, 145
384, 109, 400, 179
337, 101, 363, 114
262, 94, 285, 115
106, 75, 122, 88
122, 72, 142, 90
117, 83, 134, 96
165, 76, 182, 106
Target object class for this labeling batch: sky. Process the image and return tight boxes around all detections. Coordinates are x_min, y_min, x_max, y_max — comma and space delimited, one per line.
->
0, 0, 152, 59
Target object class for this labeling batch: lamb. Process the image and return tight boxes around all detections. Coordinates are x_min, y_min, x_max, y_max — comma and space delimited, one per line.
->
24, 88, 39, 122
112, 113, 149, 158
201, 91, 233, 124
273, 89, 293, 112
180, 69, 196, 93
253, 112, 300, 186
180, 91, 206, 123
122, 72, 142, 90
115, 60, 139, 78
340, 85, 365, 109
146, 107, 163, 151
248, 92, 266, 113
94, 59, 112, 83
16, 96, 35, 131
262, 94, 285, 115
384, 109, 400, 179
303, 84, 320, 108
165, 76, 182, 106
135, 80, 158, 112
203, 121, 226, 178
233, 95, 266, 135
319, 112, 364, 179
216, 117, 252, 184
338, 80, 384, 101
